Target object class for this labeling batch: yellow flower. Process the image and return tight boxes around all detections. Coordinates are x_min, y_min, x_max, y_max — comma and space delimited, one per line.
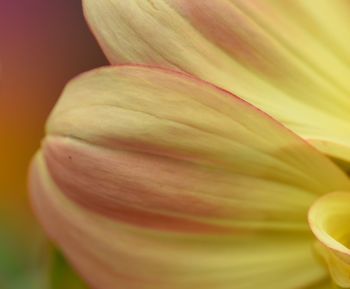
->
29, 1, 350, 288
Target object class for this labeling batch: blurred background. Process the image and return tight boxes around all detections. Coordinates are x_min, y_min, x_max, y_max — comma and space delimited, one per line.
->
1, 1, 107, 288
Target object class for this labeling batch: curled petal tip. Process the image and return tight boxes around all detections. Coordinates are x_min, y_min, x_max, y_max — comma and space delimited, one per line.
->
308, 192, 350, 287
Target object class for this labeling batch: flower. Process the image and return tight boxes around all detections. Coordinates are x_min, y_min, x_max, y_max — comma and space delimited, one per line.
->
29, 1, 350, 288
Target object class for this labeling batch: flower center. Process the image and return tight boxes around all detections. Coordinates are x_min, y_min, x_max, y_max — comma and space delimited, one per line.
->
308, 192, 350, 288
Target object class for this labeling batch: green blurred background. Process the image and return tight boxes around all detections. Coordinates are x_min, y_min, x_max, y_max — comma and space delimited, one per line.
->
1, 1, 107, 288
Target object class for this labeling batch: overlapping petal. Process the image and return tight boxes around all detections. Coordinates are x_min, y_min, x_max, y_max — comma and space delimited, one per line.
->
30, 65, 350, 288
83, 0, 350, 162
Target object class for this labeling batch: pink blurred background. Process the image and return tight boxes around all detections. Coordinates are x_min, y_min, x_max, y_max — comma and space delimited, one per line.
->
1, 1, 107, 288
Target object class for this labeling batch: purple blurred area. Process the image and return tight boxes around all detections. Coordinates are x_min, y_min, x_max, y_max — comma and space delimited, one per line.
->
0, 1, 107, 288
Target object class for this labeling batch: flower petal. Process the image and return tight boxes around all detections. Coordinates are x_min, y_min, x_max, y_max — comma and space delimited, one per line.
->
31, 65, 350, 288
30, 154, 329, 289
83, 0, 350, 161
309, 192, 350, 288
45, 65, 350, 232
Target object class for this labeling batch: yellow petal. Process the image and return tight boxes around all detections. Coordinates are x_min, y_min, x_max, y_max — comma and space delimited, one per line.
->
30, 65, 350, 288
309, 192, 350, 288
30, 153, 328, 289
45, 65, 350, 231
83, 0, 350, 162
